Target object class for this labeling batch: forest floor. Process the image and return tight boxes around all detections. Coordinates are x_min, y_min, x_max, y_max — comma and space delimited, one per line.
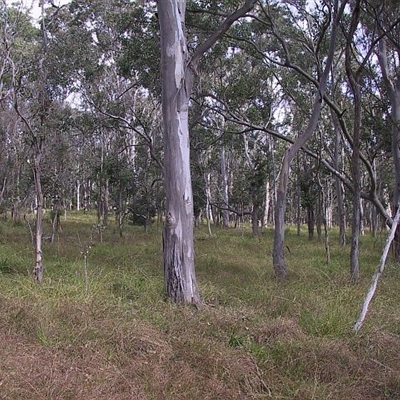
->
0, 212, 400, 399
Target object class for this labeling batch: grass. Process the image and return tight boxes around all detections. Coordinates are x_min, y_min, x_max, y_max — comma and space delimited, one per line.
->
0, 212, 399, 399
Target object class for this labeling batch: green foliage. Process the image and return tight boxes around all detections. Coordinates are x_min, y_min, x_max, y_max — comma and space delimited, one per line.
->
0, 257, 12, 274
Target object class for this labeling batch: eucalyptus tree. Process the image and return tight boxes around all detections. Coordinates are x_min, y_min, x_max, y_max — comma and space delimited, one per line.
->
343, 0, 365, 281
157, 0, 257, 304
0, 6, 32, 218
190, 26, 279, 232
230, 0, 399, 278
2, 2, 52, 282
46, 0, 161, 229
338, 0, 400, 279
239, 0, 347, 278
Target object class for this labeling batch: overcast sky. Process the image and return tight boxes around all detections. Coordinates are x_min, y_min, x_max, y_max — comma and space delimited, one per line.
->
6, 0, 70, 20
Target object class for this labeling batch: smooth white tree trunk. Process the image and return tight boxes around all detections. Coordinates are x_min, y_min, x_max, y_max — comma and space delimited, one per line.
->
354, 206, 400, 332
32, 145, 44, 283
220, 146, 230, 228
158, 0, 200, 304
157, 0, 256, 304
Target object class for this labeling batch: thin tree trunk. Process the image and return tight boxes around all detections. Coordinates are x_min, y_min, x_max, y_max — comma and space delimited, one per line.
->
220, 146, 230, 228
272, 0, 344, 278
307, 206, 315, 240
345, 0, 362, 282
32, 142, 44, 283
76, 179, 81, 211
316, 185, 323, 242
252, 203, 259, 237
332, 63, 346, 245
296, 179, 301, 236
205, 172, 213, 237
354, 206, 400, 332
319, 177, 331, 264
336, 152, 346, 246
263, 180, 270, 227
103, 178, 109, 226
273, 155, 289, 278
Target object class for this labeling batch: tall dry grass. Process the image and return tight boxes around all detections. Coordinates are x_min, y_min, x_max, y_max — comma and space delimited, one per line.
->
0, 212, 399, 399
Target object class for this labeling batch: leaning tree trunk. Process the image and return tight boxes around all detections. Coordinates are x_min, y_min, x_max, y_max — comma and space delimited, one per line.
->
272, 0, 343, 278
354, 206, 400, 332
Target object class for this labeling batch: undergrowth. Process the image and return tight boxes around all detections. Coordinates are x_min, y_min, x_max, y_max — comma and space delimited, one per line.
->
0, 212, 399, 399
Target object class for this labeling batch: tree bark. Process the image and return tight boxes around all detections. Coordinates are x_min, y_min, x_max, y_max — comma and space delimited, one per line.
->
220, 146, 230, 228
345, 0, 362, 282
263, 180, 270, 228
252, 202, 259, 237
157, 0, 256, 304
205, 172, 213, 236
354, 206, 400, 332
333, 112, 346, 246
158, 0, 199, 304
76, 179, 81, 211
307, 205, 315, 240
32, 140, 44, 283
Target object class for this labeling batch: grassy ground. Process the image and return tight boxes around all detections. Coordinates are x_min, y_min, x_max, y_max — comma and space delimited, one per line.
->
0, 212, 399, 399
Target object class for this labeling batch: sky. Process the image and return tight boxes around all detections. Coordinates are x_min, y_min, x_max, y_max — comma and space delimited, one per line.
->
5, 0, 71, 20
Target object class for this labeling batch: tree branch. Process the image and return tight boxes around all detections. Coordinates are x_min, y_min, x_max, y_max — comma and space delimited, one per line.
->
190, 0, 257, 70
354, 206, 400, 332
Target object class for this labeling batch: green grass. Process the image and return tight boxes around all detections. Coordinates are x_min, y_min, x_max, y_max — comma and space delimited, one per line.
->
0, 212, 399, 399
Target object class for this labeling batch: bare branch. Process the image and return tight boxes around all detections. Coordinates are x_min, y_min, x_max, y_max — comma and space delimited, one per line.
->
190, 0, 257, 70
354, 206, 400, 332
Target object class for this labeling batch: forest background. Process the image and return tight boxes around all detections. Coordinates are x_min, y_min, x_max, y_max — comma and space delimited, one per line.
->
1, 0, 400, 398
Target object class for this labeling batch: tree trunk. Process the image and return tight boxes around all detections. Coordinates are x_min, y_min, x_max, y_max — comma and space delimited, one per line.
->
157, 0, 256, 304
273, 163, 288, 278
348, 89, 361, 282
158, 0, 200, 305
335, 129, 346, 246
205, 172, 213, 237
76, 179, 81, 211
316, 185, 322, 242
345, 0, 362, 282
354, 206, 400, 332
103, 178, 109, 226
252, 203, 259, 237
272, 0, 343, 278
296, 178, 301, 236
220, 146, 230, 228
263, 180, 270, 227
32, 141, 44, 283
307, 205, 315, 240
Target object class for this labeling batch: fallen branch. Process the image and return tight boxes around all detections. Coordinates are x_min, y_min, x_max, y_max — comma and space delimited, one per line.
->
353, 206, 400, 332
